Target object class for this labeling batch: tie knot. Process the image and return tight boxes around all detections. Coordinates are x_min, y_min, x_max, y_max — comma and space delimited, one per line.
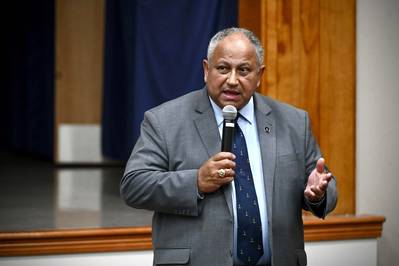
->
234, 113, 240, 123
235, 112, 245, 123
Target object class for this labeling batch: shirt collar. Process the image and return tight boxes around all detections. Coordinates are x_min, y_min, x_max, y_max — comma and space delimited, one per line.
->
209, 97, 255, 127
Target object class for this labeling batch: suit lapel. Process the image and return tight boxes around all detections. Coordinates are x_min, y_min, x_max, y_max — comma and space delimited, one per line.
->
254, 93, 276, 223
193, 89, 220, 158
193, 88, 233, 218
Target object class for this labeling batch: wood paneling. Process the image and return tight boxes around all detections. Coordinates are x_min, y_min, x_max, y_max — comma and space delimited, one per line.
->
319, 0, 356, 214
0, 227, 152, 256
240, 0, 356, 214
239, 0, 261, 38
0, 215, 384, 256
55, 0, 105, 124
303, 215, 385, 242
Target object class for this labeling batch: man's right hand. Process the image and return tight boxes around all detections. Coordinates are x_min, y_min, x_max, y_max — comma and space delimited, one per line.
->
197, 152, 236, 194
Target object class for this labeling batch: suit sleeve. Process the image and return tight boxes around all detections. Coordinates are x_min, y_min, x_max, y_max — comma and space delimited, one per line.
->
302, 112, 338, 218
120, 109, 201, 217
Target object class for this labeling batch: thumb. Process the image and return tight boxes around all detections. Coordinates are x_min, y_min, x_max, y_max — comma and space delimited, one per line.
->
316, 158, 325, 174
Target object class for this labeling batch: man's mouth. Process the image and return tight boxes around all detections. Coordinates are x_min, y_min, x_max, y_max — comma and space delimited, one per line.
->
222, 90, 240, 99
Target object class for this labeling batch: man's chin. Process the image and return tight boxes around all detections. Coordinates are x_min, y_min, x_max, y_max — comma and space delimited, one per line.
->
211, 95, 244, 109
220, 101, 244, 110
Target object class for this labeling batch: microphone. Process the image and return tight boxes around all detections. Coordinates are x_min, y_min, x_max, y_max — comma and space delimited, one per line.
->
221, 105, 237, 152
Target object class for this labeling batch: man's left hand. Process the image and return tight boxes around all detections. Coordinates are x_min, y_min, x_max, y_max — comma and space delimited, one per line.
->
304, 158, 333, 202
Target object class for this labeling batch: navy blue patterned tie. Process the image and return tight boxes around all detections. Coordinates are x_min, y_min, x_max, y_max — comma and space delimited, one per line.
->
233, 116, 263, 266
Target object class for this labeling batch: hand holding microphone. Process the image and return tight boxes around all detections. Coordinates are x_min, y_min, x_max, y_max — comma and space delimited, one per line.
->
197, 105, 237, 194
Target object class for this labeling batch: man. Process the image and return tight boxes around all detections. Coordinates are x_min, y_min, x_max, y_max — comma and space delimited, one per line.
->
121, 28, 337, 266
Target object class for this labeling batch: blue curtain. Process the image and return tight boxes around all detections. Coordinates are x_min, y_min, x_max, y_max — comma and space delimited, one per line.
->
102, 0, 238, 161
1, 0, 54, 158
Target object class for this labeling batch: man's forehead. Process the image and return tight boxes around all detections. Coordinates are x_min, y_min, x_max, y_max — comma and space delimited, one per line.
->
212, 35, 257, 61
218, 33, 252, 48
214, 57, 253, 65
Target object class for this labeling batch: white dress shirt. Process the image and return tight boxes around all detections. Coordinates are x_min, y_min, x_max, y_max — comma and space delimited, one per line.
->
209, 97, 270, 265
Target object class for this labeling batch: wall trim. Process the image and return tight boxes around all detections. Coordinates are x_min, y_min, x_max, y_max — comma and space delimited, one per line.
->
0, 215, 384, 256
0, 227, 152, 256
304, 215, 385, 241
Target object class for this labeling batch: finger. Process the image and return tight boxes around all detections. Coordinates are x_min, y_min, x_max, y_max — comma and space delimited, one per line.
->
213, 167, 235, 180
304, 188, 316, 199
216, 176, 234, 185
316, 158, 325, 174
213, 152, 236, 161
318, 179, 329, 191
310, 185, 326, 198
222, 168, 235, 178
305, 192, 324, 202
322, 172, 332, 182
215, 159, 236, 170
304, 186, 315, 196
214, 168, 234, 178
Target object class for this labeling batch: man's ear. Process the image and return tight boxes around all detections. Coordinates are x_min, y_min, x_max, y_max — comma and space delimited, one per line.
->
203, 59, 209, 83
256, 64, 266, 87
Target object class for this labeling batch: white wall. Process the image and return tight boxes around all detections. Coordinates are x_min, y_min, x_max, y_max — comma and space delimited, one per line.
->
58, 124, 105, 163
305, 239, 377, 266
0, 251, 153, 266
356, 0, 399, 266
0, 239, 378, 266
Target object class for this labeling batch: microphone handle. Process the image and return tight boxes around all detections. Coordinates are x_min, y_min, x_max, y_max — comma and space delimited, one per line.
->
221, 119, 235, 152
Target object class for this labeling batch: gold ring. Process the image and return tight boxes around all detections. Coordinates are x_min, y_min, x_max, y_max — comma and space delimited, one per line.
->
217, 169, 226, 178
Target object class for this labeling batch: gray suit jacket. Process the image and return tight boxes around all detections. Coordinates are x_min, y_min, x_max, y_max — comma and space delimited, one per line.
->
121, 88, 337, 266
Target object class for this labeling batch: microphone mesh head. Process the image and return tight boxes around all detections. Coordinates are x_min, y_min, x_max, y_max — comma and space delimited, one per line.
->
222, 105, 237, 120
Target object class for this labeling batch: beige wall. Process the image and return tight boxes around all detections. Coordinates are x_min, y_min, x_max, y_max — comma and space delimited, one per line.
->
55, 0, 104, 125
356, 0, 399, 265
55, 0, 105, 163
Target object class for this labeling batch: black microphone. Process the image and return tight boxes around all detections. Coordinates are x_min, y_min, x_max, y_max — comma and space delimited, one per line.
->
221, 105, 237, 152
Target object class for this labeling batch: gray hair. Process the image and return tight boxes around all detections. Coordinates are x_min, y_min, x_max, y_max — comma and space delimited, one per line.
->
207, 27, 264, 66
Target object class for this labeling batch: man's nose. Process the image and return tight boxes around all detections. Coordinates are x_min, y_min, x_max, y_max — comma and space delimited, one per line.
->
227, 70, 239, 86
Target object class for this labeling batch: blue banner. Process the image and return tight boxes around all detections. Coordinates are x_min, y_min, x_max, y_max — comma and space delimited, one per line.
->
2, 0, 54, 158
102, 0, 237, 160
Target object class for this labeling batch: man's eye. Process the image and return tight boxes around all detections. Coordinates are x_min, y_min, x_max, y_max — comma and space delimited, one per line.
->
216, 66, 229, 73
239, 68, 250, 76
